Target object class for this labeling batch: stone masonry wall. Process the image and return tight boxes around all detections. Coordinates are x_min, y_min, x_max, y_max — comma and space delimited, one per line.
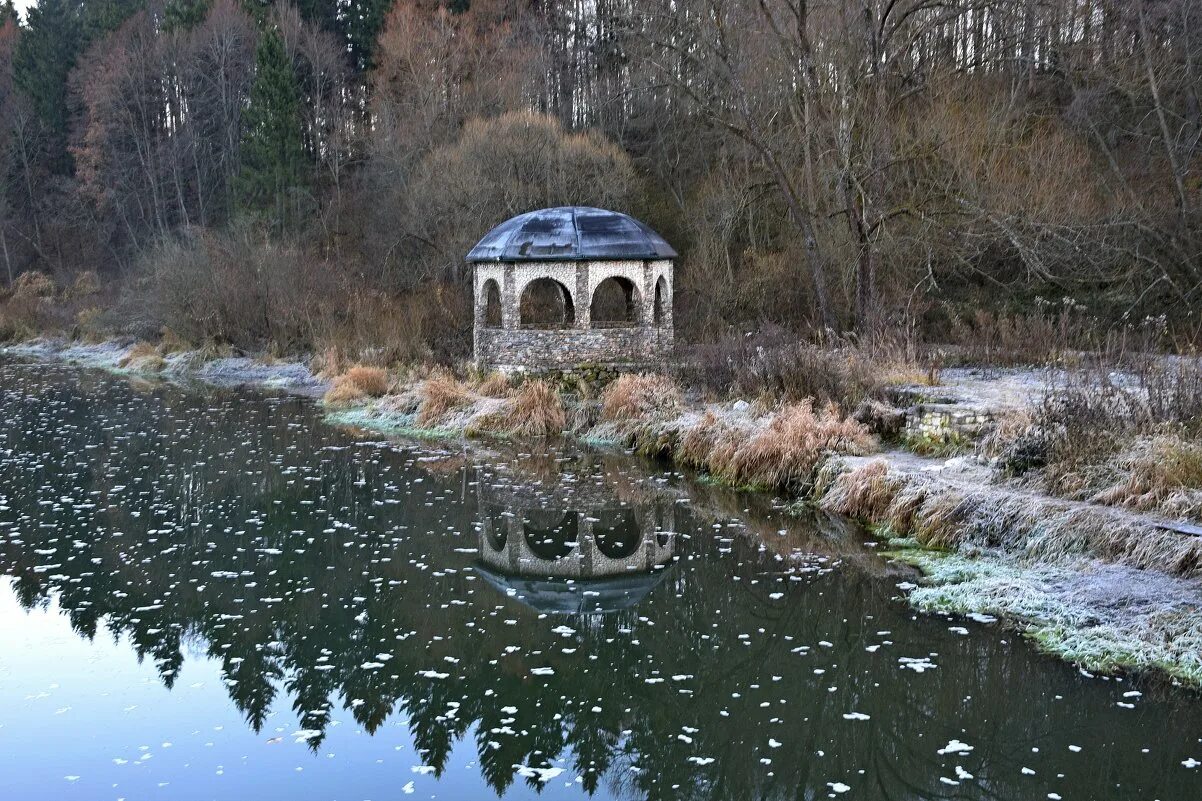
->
903, 404, 995, 442
473, 258, 674, 372
476, 327, 672, 372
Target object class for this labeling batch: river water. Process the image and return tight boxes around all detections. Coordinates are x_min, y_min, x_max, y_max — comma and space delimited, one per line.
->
1, 357, 1200, 800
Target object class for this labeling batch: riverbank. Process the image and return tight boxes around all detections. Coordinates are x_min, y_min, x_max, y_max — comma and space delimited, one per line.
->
5, 335, 1202, 689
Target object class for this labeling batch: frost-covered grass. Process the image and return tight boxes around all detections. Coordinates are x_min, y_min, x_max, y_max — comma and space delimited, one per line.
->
890, 546, 1202, 687
818, 459, 1202, 576
2, 337, 330, 394
325, 407, 458, 440
980, 358, 1202, 523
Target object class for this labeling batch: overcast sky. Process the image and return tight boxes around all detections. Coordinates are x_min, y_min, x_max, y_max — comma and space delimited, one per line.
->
12, 0, 34, 21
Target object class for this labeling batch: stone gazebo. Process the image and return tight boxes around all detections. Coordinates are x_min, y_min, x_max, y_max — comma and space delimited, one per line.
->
468, 207, 675, 373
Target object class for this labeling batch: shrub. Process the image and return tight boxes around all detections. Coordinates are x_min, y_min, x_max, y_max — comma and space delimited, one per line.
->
1034, 358, 1202, 495
142, 226, 463, 363
677, 327, 886, 407
600, 373, 682, 422
402, 112, 635, 290
68, 271, 101, 299
324, 365, 391, 407
13, 270, 55, 299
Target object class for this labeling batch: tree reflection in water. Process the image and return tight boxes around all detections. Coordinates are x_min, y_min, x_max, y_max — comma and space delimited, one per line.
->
1, 360, 1201, 801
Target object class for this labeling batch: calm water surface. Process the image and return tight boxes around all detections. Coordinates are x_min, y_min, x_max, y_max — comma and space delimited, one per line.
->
1, 358, 1200, 801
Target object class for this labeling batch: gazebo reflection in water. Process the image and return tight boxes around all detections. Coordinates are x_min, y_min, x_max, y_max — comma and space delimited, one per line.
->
473, 469, 676, 614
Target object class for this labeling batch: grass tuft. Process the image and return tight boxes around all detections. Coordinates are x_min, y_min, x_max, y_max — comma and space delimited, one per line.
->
415, 371, 473, 425
600, 373, 682, 422
708, 401, 874, 490
117, 341, 166, 372
475, 371, 512, 399
324, 365, 391, 407
502, 380, 565, 437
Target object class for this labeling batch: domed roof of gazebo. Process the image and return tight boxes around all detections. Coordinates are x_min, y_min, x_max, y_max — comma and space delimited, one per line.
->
466, 206, 677, 263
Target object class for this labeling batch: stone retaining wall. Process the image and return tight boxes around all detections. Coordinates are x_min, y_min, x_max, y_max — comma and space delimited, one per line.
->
904, 403, 995, 442
476, 327, 672, 372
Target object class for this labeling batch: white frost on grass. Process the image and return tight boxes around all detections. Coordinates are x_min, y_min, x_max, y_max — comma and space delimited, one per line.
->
894, 548, 1202, 687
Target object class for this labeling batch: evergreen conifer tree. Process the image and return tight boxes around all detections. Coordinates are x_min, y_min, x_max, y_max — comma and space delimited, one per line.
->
12, 0, 81, 174
163, 0, 211, 32
237, 25, 308, 230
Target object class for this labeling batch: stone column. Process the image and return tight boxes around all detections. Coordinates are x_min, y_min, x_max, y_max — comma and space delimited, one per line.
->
472, 268, 482, 366
577, 513, 595, 578
501, 263, 517, 330
641, 260, 655, 328
505, 511, 521, 573
575, 261, 591, 330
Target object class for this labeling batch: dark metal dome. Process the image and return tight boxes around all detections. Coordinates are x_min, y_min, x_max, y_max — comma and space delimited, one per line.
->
466, 206, 677, 262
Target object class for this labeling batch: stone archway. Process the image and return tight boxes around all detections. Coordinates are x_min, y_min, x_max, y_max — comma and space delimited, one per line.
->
520, 277, 575, 329
590, 276, 640, 328
653, 276, 668, 327
481, 279, 502, 328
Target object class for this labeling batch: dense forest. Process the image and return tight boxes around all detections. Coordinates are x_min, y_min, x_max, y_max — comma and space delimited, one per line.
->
0, 0, 1200, 361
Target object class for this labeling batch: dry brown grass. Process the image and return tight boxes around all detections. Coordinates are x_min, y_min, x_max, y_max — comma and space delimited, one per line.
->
476, 371, 511, 398
701, 402, 874, 490
416, 371, 473, 425
976, 409, 1035, 462
118, 341, 166, 372
600, 373, 683, 422
0, 271, 57, 341
502, 379, 566, 437
324, 364, 391, 407
344, 365, 389, 396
